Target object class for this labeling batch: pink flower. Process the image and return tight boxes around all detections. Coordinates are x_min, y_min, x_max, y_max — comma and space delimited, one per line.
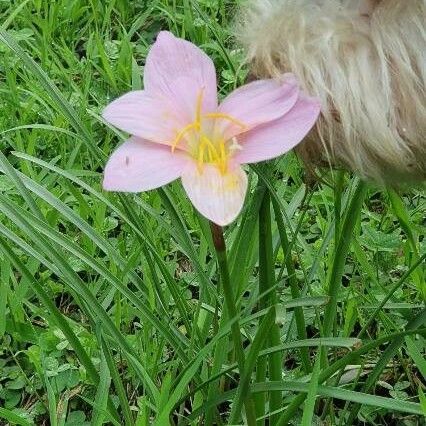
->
102, 31, 320, 226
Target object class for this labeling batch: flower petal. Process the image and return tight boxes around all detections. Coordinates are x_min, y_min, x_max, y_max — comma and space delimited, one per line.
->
144, 31, 217, 113
103, 137, 188, 192
216, 74, 299, 140
234, 95, 321, 164
162, 76, 208, 126
181, 163, 248, 226
102, 90, 186, 146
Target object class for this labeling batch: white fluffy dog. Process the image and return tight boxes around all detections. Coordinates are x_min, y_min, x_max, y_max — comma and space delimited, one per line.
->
238, 0, 425, 183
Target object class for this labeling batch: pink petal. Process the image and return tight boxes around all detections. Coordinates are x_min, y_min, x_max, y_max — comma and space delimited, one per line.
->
163, 76, 208, 126
144, 31, 217, 113
181, 163, 248, 226
102, 91, 185, 146
103, 137, 188, 192
234, 95, 321, 164
216, 74, 299, 140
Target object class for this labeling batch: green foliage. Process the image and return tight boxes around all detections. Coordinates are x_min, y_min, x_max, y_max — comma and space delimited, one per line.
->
0, 0, 425, 425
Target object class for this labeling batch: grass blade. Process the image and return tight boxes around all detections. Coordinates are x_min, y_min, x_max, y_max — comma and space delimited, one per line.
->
301, 350, 322, 426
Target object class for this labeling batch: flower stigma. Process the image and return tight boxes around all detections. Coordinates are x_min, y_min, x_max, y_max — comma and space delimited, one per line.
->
171, 90, 246, 174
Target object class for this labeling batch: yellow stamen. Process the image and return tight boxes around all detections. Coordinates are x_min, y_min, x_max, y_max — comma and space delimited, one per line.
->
207, 144, 215, 163
170, 89, 247, 174
198, 140, 205, 172
198, 135, 217, 171
171, 122, 199, 152
219, 140, 227, 174
204, 112, 246, 129
195, 89, 204, 124
201, 135, 219, 156
172, 89, 205, 152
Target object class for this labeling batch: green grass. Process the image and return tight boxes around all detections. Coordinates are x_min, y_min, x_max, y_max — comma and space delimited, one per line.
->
0, 1, 425, 425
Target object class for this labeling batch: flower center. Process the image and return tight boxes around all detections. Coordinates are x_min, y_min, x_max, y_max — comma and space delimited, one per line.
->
171, 90, 245, 174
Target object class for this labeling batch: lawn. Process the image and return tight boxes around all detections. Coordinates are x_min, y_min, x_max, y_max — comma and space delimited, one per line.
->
0, 1, 425, 425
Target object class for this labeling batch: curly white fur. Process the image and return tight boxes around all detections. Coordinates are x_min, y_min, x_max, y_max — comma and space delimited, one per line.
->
237, 0, 426, 183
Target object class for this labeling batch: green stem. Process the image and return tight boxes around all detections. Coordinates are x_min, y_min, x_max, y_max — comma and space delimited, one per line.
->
255, 193, 268, 424
272, 196, 311, 373
210, 222, 256, 426
322, 180, 367, 338
257, 192, 282, 424
232, 308, 276, 425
